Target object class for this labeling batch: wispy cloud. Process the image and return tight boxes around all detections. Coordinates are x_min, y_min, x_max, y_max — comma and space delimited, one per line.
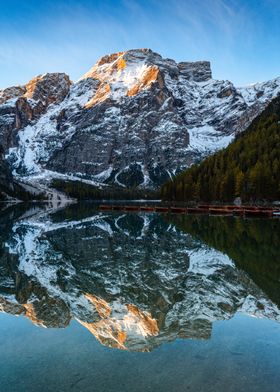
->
0, 0, 279, 87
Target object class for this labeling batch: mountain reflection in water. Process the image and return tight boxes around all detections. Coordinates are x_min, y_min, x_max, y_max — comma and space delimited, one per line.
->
0, 203, 279, 352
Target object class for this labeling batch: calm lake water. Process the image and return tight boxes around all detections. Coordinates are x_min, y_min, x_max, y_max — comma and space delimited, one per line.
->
0, 203, 279, 392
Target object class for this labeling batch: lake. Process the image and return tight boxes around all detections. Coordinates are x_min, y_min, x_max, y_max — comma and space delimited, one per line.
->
0, 202, 279, 392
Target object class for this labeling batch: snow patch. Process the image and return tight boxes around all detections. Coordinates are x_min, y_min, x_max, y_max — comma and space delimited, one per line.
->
187, 125, 234, 154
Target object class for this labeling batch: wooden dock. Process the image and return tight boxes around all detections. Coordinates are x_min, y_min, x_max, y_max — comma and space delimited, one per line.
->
98, 204, 280, 217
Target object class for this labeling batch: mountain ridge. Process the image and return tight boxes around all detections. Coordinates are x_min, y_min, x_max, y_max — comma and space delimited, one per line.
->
1, 48, 280, 194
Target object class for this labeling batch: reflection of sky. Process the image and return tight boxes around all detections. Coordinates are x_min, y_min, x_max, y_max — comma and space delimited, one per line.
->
2, 209, 280, 353
0, 312, 280, 392
0, 206, 280, 389
0, 0, 280, 87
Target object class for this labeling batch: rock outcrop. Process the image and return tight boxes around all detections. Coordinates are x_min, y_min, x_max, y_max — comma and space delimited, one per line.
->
0, 85, 26, 104
178, 61, 212, 82
0, 73, 71, 151
0, 49, 279, 188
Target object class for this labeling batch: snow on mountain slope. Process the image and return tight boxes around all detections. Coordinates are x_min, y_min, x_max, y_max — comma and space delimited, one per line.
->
1, 48, 280, 188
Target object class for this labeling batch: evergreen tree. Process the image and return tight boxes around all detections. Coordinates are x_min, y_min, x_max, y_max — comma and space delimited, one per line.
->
161, 96, 280, 202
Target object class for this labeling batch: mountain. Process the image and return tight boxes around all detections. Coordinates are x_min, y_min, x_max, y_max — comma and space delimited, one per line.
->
1, 206, 279, 351
1, 48, 280, 191
161, 96, 280, 202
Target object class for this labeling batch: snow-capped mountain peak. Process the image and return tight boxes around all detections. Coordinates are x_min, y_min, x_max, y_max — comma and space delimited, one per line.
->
0, 48, 279, 189
81, 50, 161, 107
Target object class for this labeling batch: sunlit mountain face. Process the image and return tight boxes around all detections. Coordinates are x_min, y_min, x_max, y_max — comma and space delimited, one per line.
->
2, 49, 280, 194
0, 203, 279, 352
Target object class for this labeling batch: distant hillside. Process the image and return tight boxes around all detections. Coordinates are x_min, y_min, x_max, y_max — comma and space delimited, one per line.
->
161, 96, 280, 202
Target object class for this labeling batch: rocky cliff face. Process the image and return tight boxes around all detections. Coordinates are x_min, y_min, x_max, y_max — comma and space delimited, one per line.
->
0, 73, 71, 151
1, 48, 280, 188
1, 207, 279, 351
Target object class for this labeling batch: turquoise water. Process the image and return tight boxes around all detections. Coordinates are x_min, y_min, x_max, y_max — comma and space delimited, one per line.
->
0, 203, 279, 391
0, 313, 279, 392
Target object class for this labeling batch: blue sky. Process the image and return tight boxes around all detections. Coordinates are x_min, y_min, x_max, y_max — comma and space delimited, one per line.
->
0, 0, 279, 88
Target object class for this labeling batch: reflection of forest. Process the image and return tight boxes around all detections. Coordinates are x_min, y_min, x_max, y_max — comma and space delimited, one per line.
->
170, 215, 280, 306
0, 204, 279, 351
